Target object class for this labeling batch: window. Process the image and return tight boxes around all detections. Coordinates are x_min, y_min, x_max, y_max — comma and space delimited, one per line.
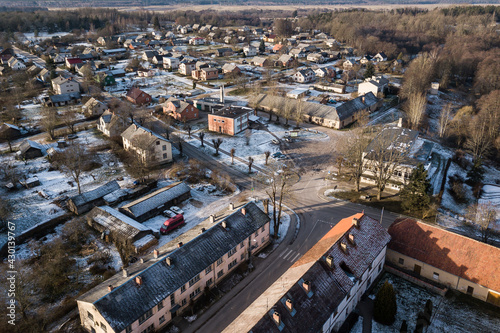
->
163, 153, 167, 159
228, 259, 238, 270
181, 299, 187, 306
190, 287, 201, 299
398, 258, 404, 265
159, 315, 165, 324
467, 286, 474, 295
261, 237, 265, 244
255, 230, 259, 237
379, 263, 382, 272
170, 294, 175, 306
433, 272, 439, 280
138, 309, 153, 325
125, 325, 132, 333
206, 278, 213, 286
156, 141, 160, 145
213, 119, 216, 121
101, 323, 107, 333
217, 270, 224, 279
228, 247, 237, 257
241, 253, 245, 261
205, 266, 212, 274
180, 285, 186, 294
87, 312, 94, 321
261, 225, 265, 232
189, 274, 200, 287
162, 145, 167, 151
240, 241, 245, 249
140, 324, 154, 333
157, 300, 164, 311
221, 120, 225, 123
217, 258, 223, 266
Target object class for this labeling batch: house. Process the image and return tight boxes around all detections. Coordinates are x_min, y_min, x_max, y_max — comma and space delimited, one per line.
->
0, 66, 5, 75
9, 59, 26, 71
0, 48, 14, 62
276, 54, 294, 67
287, 89, 309, 99
142, 50, 158, 62
208, 105, 253, 135
17, 140, 45, 160
179, 61, 196, 76
292, 68, 316, 83
358, 76, 389, 97
78, 202, 270, 333
65, 57, 83, 69
272, 44, 288, 54
343, 59, 357, 69
52, 76, 80, 95
360, 55, 373, 65
373, 52, 388, 62
307, 53, 325, 63
119, 182, 190, 222
189, 37, 206, 45
216, 47, 234, 57
121, 124, 172, 166
222, 63, 241, 75
83, 98, 108, 117
95, 72, 116, 86
97, 110, 128, 138
37, 68, 51, 83
289, 48, 306, 58
243, 45, 257, 57
0, 123, 23, 141
87, 206, 157, 253
126, 87, 151, 106
251, 56, 270, 67
193, 94, 237, 113
313, 83, 346, 94
386, 218, 500, 307
192, 67, 219, 81
67, 181, 121, 215
225, 213, 391, 333
314, 67, 333, 78
162, 97, 199, 122
151, 55, 163, 66
42, 92, 81, 107
163, 57, 179, 70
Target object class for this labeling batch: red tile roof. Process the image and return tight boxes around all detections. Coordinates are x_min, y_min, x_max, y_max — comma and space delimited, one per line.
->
388, 219, 500, 292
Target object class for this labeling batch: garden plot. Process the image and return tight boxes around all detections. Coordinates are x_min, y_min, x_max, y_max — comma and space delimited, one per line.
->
142, 183, 240, 248
352, 272, 500, 333
0, 130, 132, 248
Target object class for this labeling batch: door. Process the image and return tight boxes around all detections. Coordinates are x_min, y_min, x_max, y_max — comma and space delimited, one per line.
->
219, 126, 222, 133
414, 264, 421, 276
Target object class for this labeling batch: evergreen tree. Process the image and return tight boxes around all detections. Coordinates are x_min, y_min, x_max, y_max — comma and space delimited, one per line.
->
466, 158, 485, 186
259, 39, 265, 54
153, 16, 160, 30
364, 62, 375, 79
400, 163, 431, 214
292, 10, 298, 18
374, 280, 397, 325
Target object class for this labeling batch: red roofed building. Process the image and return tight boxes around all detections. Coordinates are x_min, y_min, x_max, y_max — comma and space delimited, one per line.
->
65, 57, 83, 69
126, 87, 151, 106
387, 218, 500, 306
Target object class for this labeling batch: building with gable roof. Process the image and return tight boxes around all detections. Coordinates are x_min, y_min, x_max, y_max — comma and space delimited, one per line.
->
126, 87, 151, 105
52, 75, 80, 95
83, 97, 108, 117
358, 76, 389, 97
121, 123, 172, 166
77, 202, 271, 333
162, 97, 199, 122
224, 213, 390, 333
386, 218, 500, 306
97, 110, 128, 138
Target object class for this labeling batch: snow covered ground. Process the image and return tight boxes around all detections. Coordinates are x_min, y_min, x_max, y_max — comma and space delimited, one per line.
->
351, 272, 500, 333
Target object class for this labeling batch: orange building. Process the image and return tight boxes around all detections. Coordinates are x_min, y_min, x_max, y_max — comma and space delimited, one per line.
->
162, 97, 199, 122
208, 106, 253, 136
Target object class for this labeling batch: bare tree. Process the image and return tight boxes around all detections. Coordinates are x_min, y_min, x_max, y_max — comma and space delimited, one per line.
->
248, 156, 254, 173
438, 103, 452, 138
245, 128, 252, 145
404, 92, 427, 130
185, 124, 192, 138
294, 98, 304, 128
212, 138, 223, 156
230, 148, 236, 164
53, 142, 90, 194
353, 109, 370, 128
264, 151, 271, 165
62, 108, 78, 134
199, 131, 205, 147
41, 107, 58, 140
400, 53, 435, 98
340, 129, 371, 192
465, 113, 492, 159
283, 99, 295, 126
364, 129, 413, 200
466, 202, 497, 243
265, 163, 292, 238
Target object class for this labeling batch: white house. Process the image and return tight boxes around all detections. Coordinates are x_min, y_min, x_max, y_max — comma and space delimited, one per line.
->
358, 76, 389, 96
9, 59, 26, 70
52, 76, 80, 95
292, 68, 316, 83
243, 45, 257, 57
373, 52, 388, 62
163, 57, 180, 70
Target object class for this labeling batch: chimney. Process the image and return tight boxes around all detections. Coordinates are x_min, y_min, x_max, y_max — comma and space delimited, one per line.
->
352, 217, 360, 228
348, 233, 355, 245
285, 299, 293, 312
220, 85, 225, 103
229, 203, 234, 210
153, 249, 159, 258
397, 117, 403, 127
241, 207, 246, 215
165, 257, 172, 266
361, 96, 365, 103
263, 199, 269, 214
108, 285, 114, 292
200, 227, 206, 233
221, 221, 227, 229
302, 280, 310, 292
140, 258, 144, 263
209, 215, 215, 223
122, 269, 128, 277
135, 276, 143, 286
326, 255, 334, 268
178, 242, 183, 248
340, 242, 348, 254
272, 311, 281, 325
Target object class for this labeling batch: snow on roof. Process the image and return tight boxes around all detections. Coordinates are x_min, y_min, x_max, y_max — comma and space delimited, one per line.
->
121, 123, 170, 150
69, 181, 120, 207
91, 206, 152, 234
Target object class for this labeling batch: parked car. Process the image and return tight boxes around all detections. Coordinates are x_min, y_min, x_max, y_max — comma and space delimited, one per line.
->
160, 214, 185, 234
272, 152, 287, 159
170, 206, 184, 215
271, 139, 279, 145
162, 209, 176, 218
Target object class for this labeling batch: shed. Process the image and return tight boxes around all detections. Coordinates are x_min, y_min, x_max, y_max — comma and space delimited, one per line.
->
67, 180, 121, 215
17, 139, 45, 160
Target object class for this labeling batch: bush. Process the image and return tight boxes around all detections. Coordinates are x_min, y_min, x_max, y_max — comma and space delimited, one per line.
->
448, 174, 469, 204
374, 280, 397, 325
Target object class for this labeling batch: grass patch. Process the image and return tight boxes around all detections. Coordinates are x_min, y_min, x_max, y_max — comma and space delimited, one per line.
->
228, 87, 252, 96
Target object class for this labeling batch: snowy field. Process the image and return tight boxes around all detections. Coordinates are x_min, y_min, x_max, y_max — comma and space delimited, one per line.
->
0, 130, 132, 248
351, 272, 500, 333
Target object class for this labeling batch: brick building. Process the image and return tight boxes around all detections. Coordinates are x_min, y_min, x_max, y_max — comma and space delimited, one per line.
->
208, 106, 253, 136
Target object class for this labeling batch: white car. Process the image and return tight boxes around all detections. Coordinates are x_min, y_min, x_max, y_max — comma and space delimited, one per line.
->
163, 210, 176, 218
170, 206, 184, 215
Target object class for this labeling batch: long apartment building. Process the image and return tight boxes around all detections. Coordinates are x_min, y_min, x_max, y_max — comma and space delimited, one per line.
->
77, 202, 271, 333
